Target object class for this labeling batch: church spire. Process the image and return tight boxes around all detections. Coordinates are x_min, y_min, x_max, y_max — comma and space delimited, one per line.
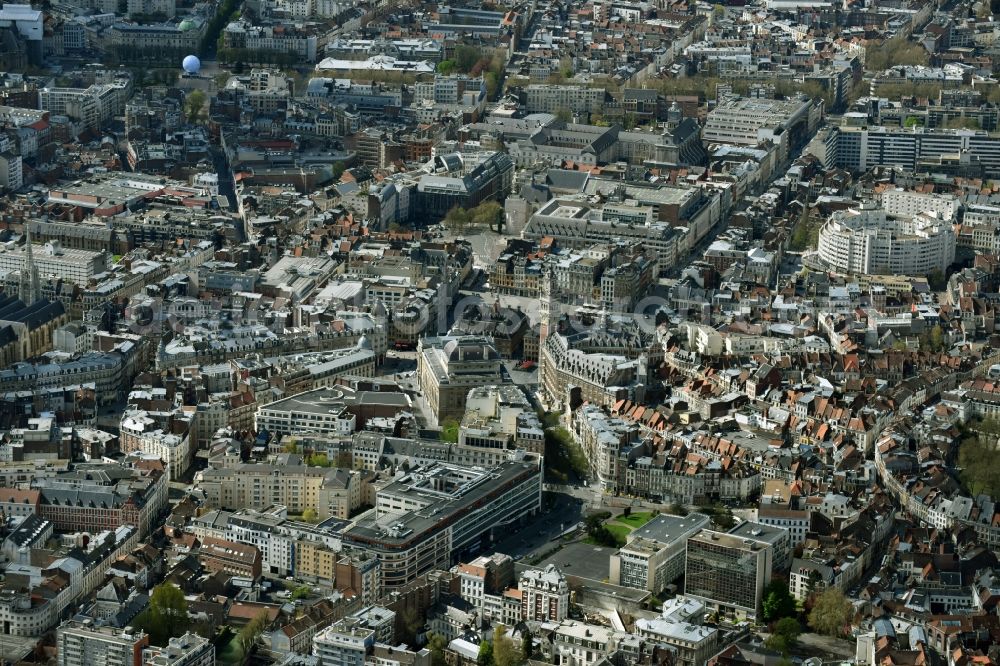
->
18, 224, 40, 305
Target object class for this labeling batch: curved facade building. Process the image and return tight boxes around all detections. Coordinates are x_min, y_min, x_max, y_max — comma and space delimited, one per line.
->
817, 204, 955, 276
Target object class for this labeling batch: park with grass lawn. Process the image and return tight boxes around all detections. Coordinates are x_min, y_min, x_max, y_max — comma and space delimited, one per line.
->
584, 510, 656, 548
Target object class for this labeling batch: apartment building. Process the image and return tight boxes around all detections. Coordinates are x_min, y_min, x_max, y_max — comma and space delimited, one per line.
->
757, 504, 811, 547
520, 565, 569, 622
817, 204, 955, 276
524, 84, 606, 115
456, 552, 515, 619
312, 607, 395, 665
119, 410, 192, 481
142, 633, 214, 666
39, 82, 128, 131
813, 125, 1000, 178
196, 464, 365, 519
199, 536, 262, 579
880, 189, 959, 220
57, 622, 149, 666
684, 530, 773, 620
610, 513, 710, 593
635, 599, 719, 666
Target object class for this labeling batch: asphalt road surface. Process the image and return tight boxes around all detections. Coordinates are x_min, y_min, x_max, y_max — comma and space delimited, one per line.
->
494, 491, 586, 561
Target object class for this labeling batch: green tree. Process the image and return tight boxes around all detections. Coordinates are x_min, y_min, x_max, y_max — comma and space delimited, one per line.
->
927, 269, 947, 291
667, 502, 688, 516
184, 89, 206, 123
583, 511, 623, 547
944, 116, 981, 130
428, 632, 449, 666
766, 617, 801, 655
238, 610, 270, 655
521, 628, 533, 660
790, 204, 818, 251
959, 434, 1000, 497
485, 71, 500, 99
302, 507, 319, 523
454, 45, 481, 73
441, 419, 460, 443
867, 37, 929, 71
291, 585, 311, 599
470, 201, 504, 232
805, 569, 823, 596
283, 440, 298, 453
554, 108, 573, 123
904, 115, 923, 128
400, 606, 424, 645
590, 112, 609, 126
477, 639, 494, 666
136, 583, 189, 645
543, 426, 589, 482
444, 206, 471, 232
808, 588, 852, 637
332, 162, 347, 181
493, 625, 523, 666
438, 60, 456, 75
308, 453, 331, 467
709, 503, 736, 529
929, 325, 944, 351
762, 580, 797, 622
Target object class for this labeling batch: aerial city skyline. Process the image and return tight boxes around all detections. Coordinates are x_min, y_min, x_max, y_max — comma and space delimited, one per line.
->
0, 0, 996, 664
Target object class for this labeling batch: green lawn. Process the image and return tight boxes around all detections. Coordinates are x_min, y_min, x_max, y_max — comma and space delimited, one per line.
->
614, 512, 655, 529
605, 522, 632, 545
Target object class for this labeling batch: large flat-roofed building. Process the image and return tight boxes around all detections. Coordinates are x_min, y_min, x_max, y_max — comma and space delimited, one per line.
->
728, 520, 791, 573
811, 125, 1000, 178
522, 178, 726, 271
343, 458, 542, 589
816, 203, 955, 276
703, 95, 822, 162
684, 529, 773, 620
415, 151, 513, 217
255, 385, 412, 436
0, 241, 108, 285
417, 336, 505, 421
524, 85, 606, 115
57, 621, 149, 666
610, 513, 710, 593
46, 172, 207, 216
142, 633, 214, 666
